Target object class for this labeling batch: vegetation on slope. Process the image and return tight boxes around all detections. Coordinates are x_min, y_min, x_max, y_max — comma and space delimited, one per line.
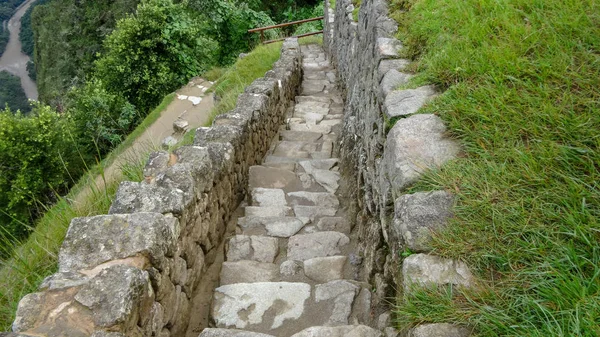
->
0, 40, 282, 330
389, 0, 600, 336
0, 71, 29, 113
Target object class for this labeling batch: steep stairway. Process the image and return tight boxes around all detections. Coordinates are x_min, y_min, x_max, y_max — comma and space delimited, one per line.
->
199, 45, 381, 337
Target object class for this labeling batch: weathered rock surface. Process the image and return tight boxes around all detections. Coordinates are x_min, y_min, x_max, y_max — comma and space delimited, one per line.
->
383, 114, 460, 196
393, 191, 455, 252
109, 181, 185, 215
290, 325, 382, 337
59, 213, 178, 272
199, 329, 275, 337
220, 261, 279, 285
288, 232, 350, 261
303, 256, 346, 283
402, 254, 474, 292
213, 282, 311, 329
315, 280, 359, 325
409, 323, 471, 337
251, 188, 288, 207
74, 265, 153, 329
226, 235, 279, 263
383, 86, 436, 118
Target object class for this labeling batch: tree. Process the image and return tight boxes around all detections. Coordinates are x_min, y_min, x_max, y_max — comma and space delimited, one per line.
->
95, 0, 218, 113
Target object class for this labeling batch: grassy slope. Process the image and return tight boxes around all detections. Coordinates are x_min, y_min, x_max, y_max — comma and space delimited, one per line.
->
390, 0, 600, 336
0, 42, 284, 329
0, 94, 173, 329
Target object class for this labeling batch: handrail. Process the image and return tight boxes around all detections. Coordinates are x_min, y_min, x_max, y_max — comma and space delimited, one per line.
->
249, 16, 324, 44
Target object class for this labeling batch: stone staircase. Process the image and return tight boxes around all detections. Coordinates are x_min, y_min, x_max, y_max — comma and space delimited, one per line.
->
199, 45, 381, 337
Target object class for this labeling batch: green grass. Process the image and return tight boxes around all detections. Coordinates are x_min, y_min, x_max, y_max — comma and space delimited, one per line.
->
389, 0, 600, 336
0, 95, 174, 330
178, 42, 284, 148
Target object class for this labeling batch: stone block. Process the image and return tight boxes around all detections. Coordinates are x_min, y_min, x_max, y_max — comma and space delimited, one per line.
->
383, 86, 437, 118
408, 323, 471, 337
393, 191, 455, 252
382, 114, 460, 197
109, 181, 185, 215
59, 213, 178, 273
402, 254, 474, 292
288, 232, 350, 261
75, 265, 153, 329
227, 235, 279, 263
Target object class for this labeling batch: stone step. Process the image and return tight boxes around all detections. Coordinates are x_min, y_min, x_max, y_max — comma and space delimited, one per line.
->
295, 95, 332, 104
290, 325, 382, 337
251, 188, 287, 207
226, 235, 279, 263
280, 130, 324, 142
287, 191, 339, 208
220, 261, 280, 285
238, 216, 308, 238
287, 231, 350, 261
212, 281, 365, 335
199, 328, 276, 337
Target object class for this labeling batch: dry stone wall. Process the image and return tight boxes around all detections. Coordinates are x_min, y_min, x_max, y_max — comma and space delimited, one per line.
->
4, 39, 302, 337
324, 0, 471, 329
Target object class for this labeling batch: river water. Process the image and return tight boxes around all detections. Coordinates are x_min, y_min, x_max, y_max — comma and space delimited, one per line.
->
0, 0, 39, 100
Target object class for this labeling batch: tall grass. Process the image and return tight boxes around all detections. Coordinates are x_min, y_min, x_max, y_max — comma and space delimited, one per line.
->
390, 0, 600, 336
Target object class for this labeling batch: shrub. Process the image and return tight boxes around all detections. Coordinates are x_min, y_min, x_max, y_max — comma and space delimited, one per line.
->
0, 104, 85, 243
95, 0, 218, 113
68, 79, 139, 157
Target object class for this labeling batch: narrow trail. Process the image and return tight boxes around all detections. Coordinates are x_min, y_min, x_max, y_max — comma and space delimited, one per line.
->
0, 0, 38, 100
198, 44, 380, 337
71, 78, 214, 210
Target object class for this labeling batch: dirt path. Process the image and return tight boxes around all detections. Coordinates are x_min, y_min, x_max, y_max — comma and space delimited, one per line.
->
0, 0, 38, 100
72, 77, 215, 209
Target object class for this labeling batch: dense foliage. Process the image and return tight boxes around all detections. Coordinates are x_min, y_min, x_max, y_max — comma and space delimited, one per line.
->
31, 0, 140, 105
18, 0, 49, 57
0, 0, 26, 57
95, 0, 218, 112
0, 71, 30, 113
0, 104, 85, 243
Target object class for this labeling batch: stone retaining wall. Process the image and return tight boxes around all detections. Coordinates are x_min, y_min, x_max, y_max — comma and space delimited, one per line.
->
324, 0, 462, 310
5, 39, 302, 337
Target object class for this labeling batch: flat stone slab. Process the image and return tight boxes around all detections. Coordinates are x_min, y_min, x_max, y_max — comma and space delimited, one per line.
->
296, 96, 331, 104
304, 256, 346, 283
409, 324, 471, 337
288, 232, 350, 261
382, 114, 460, 196
384, 86, 437, 118
291, 325, 382, 337
380, 69, 413, 98
293, 206, 338, 221
394, 191, 455, 252
251, 188, 287, 207
213, 282, 311, 330
249, 166, 303, 192
227, 235, 279, 263
199, 329, 275, 337
402, 254, 474, 293
377, 38, 403, 59
220, 261, 279, 285
315, 280, 359, 325
245, 206, 292, 218
280, 131, 324, 142
288, 192, 339, 208
379, 59, 410, 80
316, 217, 351, 234
239, 217, 306, 238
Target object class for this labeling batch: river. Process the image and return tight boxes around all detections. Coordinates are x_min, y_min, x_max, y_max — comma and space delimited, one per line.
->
0, 0, 39, 101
